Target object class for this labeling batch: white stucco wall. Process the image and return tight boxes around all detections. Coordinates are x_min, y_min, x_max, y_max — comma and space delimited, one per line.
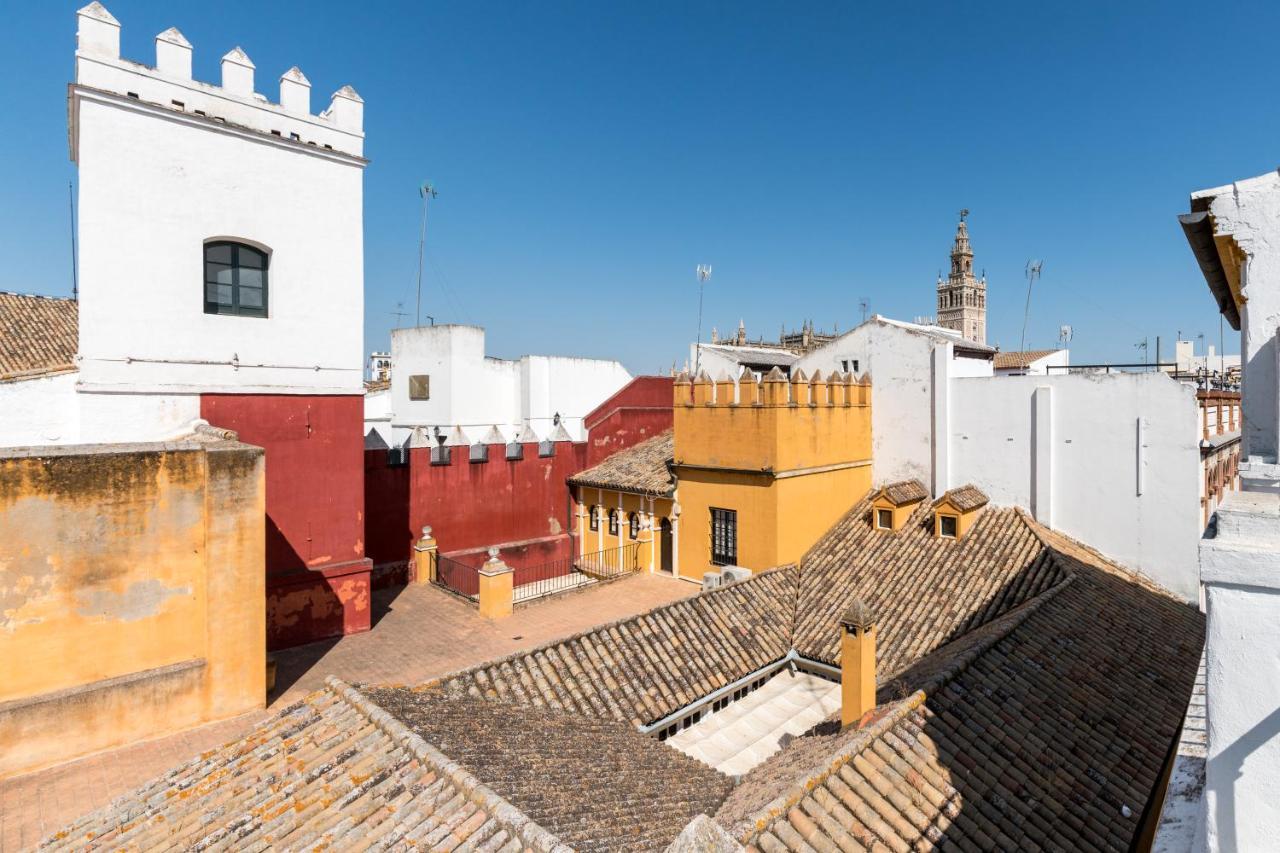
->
383, 325, 630, 444
794, 317, 992, 488
949, 372, 1201, 601
71, 7, 366, 399
1195, 171, 1280, 459
1199, 483, 1280, 852
0, 373, 81, 446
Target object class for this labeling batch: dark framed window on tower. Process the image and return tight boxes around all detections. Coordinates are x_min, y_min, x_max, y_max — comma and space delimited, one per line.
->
711, 507, 737, 566
204, 241, 268, 318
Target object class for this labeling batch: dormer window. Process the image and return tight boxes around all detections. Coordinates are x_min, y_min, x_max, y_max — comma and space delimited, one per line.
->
870, 479, 928, 533
937, 514, 959, 539
204, 241, 268, 318
931, 485, 989, 541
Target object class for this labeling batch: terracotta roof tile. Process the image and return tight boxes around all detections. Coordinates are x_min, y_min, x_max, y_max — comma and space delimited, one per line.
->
568, 429, 674, 496
362, 687, 732, 852
937, 484, 989, 512
994, 349, 1063, 369
876, 479, 929, 506
0, 292, 78, 378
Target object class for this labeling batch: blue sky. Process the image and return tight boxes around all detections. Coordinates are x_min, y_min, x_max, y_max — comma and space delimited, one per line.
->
4, 2, 1277, 374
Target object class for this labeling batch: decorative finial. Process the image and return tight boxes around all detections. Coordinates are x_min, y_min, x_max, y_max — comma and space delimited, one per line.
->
839, 598, 876, 631
487, 546, 500, 560
959, 208, 969, 222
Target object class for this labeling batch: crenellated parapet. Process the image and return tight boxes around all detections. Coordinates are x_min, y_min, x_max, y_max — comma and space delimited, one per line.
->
72, 3, 364, 160
673, 366, 872, 475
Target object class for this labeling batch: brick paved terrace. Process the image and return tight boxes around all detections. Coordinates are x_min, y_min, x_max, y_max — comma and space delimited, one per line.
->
0, 573, 698, 851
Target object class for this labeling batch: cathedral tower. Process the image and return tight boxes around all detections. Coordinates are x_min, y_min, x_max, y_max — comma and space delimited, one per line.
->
935, 210, 987, 345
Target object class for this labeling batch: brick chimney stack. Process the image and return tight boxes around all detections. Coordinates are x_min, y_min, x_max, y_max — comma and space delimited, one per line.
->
839, 599, 877, 728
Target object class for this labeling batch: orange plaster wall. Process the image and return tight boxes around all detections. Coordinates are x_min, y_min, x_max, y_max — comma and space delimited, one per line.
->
0, 441, 265, 778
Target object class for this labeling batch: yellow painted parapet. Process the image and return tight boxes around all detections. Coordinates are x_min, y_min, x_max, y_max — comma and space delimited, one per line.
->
672, 368, 874, 579
413, 525, 438, 584
673, 368, 872, 475
477, 548, 514, 619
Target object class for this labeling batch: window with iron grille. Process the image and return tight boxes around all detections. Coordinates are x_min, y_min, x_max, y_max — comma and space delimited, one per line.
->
204, 241, 268, 318
608, 509, 619, 536
711, 507, 737, 566
629, 512, 640, 540
589, 506, 599, 532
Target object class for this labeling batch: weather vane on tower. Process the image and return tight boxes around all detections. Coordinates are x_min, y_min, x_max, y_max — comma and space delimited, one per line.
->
959, 208, 969, 222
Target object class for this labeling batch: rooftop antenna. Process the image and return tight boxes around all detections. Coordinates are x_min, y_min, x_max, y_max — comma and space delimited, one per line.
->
859, 297, 869, 324
1135, 337, 1149, 365
694, 264, 712, 375
1020, 260, 1043, 353
1058, 324, 1073, 347
391, 301, 409, 329
416, 180, 438, 327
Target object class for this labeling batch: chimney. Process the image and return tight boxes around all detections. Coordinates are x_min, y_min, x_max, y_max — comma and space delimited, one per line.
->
221, 47, 255, 96
155, 27, 192, 79
839, 599, 877, 728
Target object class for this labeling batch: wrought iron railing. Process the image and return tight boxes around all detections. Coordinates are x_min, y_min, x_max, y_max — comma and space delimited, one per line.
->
435, 542, 643, 603
435, 553, 480, 597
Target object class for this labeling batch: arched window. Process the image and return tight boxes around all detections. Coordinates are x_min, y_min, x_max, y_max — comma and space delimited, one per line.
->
628, 512, 640, 540
608, 508, 619, 536
589, 506, 599, 532
205, 241, 268, 318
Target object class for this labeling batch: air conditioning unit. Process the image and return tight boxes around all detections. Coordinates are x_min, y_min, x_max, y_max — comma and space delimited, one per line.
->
702, 571, 722, 592
721, 566, 753, 585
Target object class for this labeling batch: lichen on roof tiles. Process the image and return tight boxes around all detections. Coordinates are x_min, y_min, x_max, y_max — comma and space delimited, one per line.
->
568, 429, 674, 496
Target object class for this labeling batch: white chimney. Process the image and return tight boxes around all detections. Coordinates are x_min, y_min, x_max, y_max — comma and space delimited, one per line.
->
155, 27, 192, 80
279, 67, 311, 114
76, 2, 120, 59
221, 47, 255, 96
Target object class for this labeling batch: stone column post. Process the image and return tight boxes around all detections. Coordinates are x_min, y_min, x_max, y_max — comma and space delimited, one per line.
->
477, 546, 514, 619
412, 525, 437, 585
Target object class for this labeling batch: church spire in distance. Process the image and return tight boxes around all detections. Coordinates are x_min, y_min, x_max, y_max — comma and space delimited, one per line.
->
934, 209, 987, 345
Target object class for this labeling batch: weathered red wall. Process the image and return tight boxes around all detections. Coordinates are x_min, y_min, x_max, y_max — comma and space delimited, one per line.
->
365, 450, 411, 587
584, 376, 674, 466
201, 394, 371, 649
409, 441, 587, 558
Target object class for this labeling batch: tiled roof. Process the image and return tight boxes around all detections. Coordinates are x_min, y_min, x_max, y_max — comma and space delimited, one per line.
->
0, 292, 78, 378
937, 483, 989, 512
994, 348, 1063, 369
47, 485, 1203, 853
721, 526, 1203, 852
364, 377, 390, 392
45, 678, 566, 851
568, 429, 675, 496
425, 566, 797, 727
792, 495, 1063, 673
876, 478, 929, 506
362, 687, 733, 852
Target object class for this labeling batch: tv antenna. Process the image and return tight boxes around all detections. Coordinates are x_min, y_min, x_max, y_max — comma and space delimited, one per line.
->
1058, 324, 1073, 347
1020, 260, 1043, 353
859, 297, 869, 324
391, 301, 409, 329
694, 264, 712, 375
1135, 337, 1149, 365
416, 180, 439, 327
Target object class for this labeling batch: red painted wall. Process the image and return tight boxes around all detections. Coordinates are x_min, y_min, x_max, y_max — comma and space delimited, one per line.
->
201, 394, 372, 649
583, 376, 674, 466
409, 441, 587, 557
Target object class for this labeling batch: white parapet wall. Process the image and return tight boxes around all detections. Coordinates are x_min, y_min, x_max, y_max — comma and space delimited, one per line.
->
70, 2, 367, 400
949, 372, 1201, 602
380, 325, 631, 445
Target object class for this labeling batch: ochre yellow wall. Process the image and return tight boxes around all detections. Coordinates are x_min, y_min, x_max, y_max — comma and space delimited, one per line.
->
672, 372, 873, 581
575, 487, 673, 574
0, 441, 266, 778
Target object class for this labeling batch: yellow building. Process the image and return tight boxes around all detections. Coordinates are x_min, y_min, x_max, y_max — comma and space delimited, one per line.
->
672, 367, 872, 582
568, 430, 678, 576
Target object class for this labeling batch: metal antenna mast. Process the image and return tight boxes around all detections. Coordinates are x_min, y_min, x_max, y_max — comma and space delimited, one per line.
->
694, 265, 713, 375
859, 297, 869, 324
1135, 337, 1149, 365
391, 301, 409, 329
1020, 260, 1043, 353
416, 181, 438, 327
